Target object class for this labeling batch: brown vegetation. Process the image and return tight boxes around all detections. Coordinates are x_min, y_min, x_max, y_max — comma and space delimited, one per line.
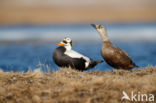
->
0, 67, 156, 103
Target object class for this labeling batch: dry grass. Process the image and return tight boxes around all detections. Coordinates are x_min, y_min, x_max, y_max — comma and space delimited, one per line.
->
0, 67, 156, 103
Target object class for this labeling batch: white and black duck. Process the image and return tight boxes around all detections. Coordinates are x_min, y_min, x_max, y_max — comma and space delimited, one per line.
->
53, 37, 103, 71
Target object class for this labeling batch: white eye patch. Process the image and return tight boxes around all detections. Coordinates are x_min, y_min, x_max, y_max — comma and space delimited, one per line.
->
65, 37, 71, 42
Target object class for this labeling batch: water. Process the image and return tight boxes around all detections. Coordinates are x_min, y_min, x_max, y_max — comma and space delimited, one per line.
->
0, 42, 155, 72
0, 24, 156, 72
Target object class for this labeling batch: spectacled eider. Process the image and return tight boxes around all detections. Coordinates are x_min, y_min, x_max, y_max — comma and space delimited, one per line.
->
91, 24, 138, 70
53, 37, 103, 71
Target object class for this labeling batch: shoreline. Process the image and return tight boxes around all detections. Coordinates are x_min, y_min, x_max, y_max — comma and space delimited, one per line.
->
0, 67, 156, 103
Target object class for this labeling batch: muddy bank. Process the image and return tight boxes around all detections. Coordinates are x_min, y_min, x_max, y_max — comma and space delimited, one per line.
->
0, 67, 156, 103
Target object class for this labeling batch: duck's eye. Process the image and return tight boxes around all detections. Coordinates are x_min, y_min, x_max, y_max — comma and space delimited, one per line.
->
66, 38, 71, 42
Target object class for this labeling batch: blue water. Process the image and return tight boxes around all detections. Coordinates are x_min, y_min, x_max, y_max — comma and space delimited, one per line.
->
0, 42, 156, 72
0, 24, 156, 72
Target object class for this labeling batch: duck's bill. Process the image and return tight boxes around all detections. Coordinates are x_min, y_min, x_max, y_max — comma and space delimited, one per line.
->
91, 24, 96, 29
58, 42, 65, 45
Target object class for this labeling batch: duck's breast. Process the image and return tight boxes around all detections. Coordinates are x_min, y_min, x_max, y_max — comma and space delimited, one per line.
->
53, 47, 87, 70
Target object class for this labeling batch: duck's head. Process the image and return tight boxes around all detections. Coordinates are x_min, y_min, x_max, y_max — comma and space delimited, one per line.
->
91, 24, 106, 33
91, 24, 108, 42
58, 37, 73, 50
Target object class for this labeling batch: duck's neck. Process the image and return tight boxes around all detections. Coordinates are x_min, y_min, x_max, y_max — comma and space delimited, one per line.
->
103, 41, 112, 45
98, 28, 109, 42
64, 45, 72, 51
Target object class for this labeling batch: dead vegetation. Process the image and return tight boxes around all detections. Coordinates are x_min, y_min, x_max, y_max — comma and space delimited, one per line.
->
0, 67, 156, 103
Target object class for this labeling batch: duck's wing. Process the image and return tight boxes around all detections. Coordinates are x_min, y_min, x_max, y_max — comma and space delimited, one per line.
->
115, 47, 137, 67
103, 45, 137, 69
65, 50, 89, 60
64, 50, 91, 68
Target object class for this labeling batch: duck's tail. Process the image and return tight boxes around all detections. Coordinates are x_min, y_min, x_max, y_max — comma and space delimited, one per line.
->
95, 60, 103, 63
88, 60, 103, 69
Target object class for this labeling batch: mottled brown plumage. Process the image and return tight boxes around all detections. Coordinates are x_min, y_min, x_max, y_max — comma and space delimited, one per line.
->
91, 24, 138, 70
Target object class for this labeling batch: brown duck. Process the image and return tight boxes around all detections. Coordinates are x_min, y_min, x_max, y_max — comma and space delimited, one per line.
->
91, 24, 138, 70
